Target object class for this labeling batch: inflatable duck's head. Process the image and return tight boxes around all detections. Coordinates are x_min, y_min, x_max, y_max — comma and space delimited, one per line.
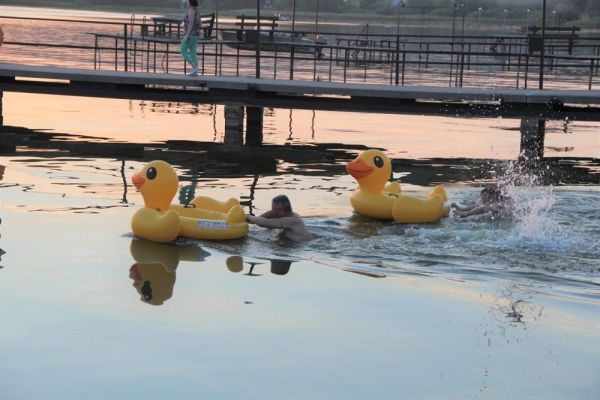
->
132, 160, 179, 211
347, 149, 392, 192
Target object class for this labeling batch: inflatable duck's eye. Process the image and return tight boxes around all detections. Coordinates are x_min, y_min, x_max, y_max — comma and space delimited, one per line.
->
373, 156, 384, 168
146, 167, 157, 180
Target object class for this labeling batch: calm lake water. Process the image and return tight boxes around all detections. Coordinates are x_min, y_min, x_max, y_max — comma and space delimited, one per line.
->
1, 6, 600, 400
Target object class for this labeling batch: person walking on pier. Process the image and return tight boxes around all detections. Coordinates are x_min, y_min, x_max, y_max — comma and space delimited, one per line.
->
180, 0, 202, 76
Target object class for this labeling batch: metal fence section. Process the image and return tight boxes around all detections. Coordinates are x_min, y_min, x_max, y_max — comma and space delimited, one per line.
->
1, 15, 599, 90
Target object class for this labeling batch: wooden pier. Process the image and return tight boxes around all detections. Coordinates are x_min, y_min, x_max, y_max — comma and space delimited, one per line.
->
1, 62, 600, 160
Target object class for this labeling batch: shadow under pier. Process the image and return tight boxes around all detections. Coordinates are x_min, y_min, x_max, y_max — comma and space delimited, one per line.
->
1, 124, 598, 186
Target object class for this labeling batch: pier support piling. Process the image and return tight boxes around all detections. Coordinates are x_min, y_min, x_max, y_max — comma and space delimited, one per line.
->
519, 117, 546, 161
224, 105, 244, 145
245, 106, 263, 146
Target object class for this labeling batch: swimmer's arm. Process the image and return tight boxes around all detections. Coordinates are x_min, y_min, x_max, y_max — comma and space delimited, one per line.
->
247, 216, 298, 229
451, 202, 478, 212
457, 205, 488, 217
258, 210, 275, 218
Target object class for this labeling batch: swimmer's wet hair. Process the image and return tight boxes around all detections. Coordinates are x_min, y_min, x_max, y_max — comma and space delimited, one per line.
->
481, 186, 501, 197
481, 186, 510, 202
272, 194, 292, 213
189, 0, 198, 6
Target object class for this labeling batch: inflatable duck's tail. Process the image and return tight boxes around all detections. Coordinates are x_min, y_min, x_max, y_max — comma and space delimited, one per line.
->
429, 185, 447, 203
191, 196, 240, 213
391, 185, 449, 223
384, 181, 401, 194
226, 205, 246, 223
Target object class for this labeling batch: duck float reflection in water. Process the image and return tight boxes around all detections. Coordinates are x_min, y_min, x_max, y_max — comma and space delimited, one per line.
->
347, 149, 449, 223
129, 238, 210, 306
131, 160, 248, 243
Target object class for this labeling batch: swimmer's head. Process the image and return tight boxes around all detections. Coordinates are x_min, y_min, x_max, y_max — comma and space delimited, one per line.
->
271, 194, 292, 218
481, 186, 502, 203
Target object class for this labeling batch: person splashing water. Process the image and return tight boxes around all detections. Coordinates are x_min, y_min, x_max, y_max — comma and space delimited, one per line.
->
451, 186, 515, 220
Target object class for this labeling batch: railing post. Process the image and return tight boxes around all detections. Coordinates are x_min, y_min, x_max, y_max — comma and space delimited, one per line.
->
590, 59, 595, 90
94, 36, 98, 70
236, 42, 240, 77
166, 43, 170, 73
401, 50, 406, 85
539, 0, 547, 90
506, 39, 511, 71
459, 53, 465, 87
219, 43, 224, 75
0, 90, 3, 127
516, 54, 521, 89
343, 47, 348, 83
274, 48, 278, 79
124, 24, 128, 72
395, 34, 400, 85
256, 3, 261, 79
153, 42, 157, 73
525, 54, 529, 89
313, 47, 317, 81
201, 42, 205, 75
467, 43, 471, 70
290, 45, 295, 80
328, 47, 333, 82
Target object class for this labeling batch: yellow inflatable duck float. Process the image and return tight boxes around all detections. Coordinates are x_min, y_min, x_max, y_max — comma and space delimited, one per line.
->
131, 160, 248, 243
347, 149, 449, 223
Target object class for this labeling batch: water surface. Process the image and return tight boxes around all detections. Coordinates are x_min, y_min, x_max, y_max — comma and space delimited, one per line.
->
1, 6, 599, 399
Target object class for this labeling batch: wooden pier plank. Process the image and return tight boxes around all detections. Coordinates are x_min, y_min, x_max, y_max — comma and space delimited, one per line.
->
2, 62, 600, 106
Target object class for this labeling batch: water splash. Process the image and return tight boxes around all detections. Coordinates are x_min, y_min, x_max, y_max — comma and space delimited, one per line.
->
496, 160, 564, 251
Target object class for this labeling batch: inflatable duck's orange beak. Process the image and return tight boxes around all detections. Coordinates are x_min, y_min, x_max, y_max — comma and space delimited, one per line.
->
132, 173, 145, 190
347, 158, 373, 180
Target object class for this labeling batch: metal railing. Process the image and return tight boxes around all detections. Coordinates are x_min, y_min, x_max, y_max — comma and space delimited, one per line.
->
1, 15, 599, 90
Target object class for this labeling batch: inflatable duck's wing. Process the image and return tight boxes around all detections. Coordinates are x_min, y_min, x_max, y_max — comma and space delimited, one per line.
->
131, 208, 180, 243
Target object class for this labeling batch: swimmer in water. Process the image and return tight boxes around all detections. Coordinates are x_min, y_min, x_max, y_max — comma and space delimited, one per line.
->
451, 186, 515, 219
246, 195, 314, 243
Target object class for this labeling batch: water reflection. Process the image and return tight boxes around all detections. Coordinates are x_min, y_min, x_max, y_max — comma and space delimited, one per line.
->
2, 124, 598, 185
346, 214, 388, 238
0, 165, 5, 269
128, 238, 209, 306
128, 238, 296, 305
226, 255, 294, 276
